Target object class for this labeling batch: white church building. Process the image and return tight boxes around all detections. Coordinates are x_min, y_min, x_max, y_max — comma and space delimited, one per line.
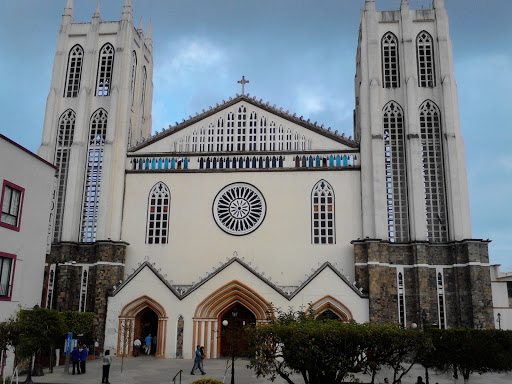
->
38, 0, 496, 359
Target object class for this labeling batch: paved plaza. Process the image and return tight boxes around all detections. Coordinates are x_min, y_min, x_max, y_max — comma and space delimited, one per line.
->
13, 355, 512, 384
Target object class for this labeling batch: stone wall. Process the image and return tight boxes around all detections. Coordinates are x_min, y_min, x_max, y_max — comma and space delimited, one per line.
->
44, 241, 128, 345
353, 239, 493, 328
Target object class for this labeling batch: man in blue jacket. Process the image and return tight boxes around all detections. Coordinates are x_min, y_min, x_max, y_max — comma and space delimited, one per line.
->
71, 346, 81, 374
80, 345, 88, 373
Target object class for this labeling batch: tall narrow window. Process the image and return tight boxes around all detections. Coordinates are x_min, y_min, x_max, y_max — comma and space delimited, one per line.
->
259, 117, 267, 151
192, 131, 198, 152
311, 180, 335, 245
199, 127, 206, 152
420, 100, 447, 242
64, 45, 84, 97
397, 268, 406, 328
130, 51, 137, 105
227, 113, 235, 151
217, 117, 224, 151
382, 32, 400, 88
0, 253, 15, 300
417, 31, 435, 88
96, 43, 115, 96
141, 66, 147, 116
286, 129, 292, 150
53, 110, 76, 242
1, 181, 24, 231
249, 112, 257, 150
437, 270, 446, 329
383, 102, 409, 242
146, 182, 170, 244
45, 264, 56, 309
269, 122, 276, 150
237, 106, 247, 151
207, 124, 214, 151
278, 125, 284, 150
79, 267, 89, 312
80, 109, 107, 242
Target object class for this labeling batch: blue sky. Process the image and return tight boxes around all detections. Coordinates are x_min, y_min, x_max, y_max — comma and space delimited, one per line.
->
1, 0, 511, 271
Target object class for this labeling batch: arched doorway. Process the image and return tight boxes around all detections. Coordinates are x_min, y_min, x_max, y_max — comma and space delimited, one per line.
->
219, 304, 256, 357
136, 307, 158, 355
118, 296, 168, 358
193, 280, 271, 358
309, 295, 353, 321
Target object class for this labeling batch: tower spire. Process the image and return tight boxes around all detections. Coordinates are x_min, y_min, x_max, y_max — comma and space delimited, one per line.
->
137, 17, 144, 34
92, 0, 101, 23
364, 0, 376, 11
400, 0, 409, 10
433, 0, 445, 8
62, 0, 74, 26
122, 0, 133, 22
145, 19, 153, 50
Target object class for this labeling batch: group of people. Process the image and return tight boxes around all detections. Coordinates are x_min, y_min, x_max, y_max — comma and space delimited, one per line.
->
190, 345, 206, 375
383, 376, 439, 384
133, 333, 154, 356
70, 345, 88, 375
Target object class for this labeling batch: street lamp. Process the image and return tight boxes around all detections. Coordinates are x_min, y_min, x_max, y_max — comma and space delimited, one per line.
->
222, 306, 238, 384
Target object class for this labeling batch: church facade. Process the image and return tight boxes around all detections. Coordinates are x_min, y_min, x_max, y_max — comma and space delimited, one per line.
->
38, 0, 494, 359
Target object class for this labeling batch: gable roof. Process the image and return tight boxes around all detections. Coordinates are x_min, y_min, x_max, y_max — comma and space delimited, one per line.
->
111, 257, 367, 300
129, 94, 358, 152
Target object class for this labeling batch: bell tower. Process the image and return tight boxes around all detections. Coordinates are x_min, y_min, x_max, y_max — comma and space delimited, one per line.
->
38, 0, 153, 344
353, 0, 493, 329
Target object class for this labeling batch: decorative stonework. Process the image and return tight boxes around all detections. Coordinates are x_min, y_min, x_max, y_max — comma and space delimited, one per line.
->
213, 183, 266, 236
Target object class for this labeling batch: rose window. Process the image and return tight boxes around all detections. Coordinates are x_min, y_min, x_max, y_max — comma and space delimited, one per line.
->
213, 183, 266, 235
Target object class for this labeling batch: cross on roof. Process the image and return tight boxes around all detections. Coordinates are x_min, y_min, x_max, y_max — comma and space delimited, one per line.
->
237, 76, 249, 95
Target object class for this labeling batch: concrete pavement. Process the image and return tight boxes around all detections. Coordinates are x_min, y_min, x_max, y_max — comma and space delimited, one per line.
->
13, 355, 512, 384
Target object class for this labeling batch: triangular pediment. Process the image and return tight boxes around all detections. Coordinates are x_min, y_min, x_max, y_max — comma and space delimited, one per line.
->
130, 94, 358, 154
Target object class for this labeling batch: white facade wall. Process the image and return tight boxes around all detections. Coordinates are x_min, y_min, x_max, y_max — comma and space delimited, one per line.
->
0, 135, 56, 376
491, 265, 512, 330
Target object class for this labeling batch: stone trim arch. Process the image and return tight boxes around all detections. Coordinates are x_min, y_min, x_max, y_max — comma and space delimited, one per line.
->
193, 281, 271, 358
308, 295, 353, 321
118, 296, 168, 358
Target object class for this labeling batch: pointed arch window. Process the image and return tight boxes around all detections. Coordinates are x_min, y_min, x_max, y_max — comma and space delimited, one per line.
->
383, 101, 409, 242
80, 109, 107, 242
417, 31, 435, 88
226, 112, 235, 151
419, 100, 448, 242
286, 129, 292, 150
249, 112, 257, 150
146, 182, 170, 244
311, 180, 335, 244
382, 32, 400, 88
141, 66, 147, 117
237, 106, 247, 151
64, 45, 84, 97
269, 122, 276, 150
130, 51, 137, 105
217, 117, 224, 151
96, 43, 115, 96
54, 109, 76, 242
259, 117, 267, 151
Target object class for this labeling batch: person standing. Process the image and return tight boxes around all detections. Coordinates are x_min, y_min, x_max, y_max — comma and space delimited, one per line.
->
199, 346, 205, 373
80, 345, 88, 373
190, 345, 206, 375
71, 346, 81, 375
415, 377, 424, 384
102, 350, 112, 384
133, 338, 141, 357
144, 334, 152, 355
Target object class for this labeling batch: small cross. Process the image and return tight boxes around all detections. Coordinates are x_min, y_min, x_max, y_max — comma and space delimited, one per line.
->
237, 76, 249, 95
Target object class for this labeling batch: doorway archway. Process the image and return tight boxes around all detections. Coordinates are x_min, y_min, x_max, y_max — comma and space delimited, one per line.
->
219, 304, 256, 357
118, 296, 168, 358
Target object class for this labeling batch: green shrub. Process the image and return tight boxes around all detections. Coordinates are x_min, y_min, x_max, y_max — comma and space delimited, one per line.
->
190, 379, 224, 384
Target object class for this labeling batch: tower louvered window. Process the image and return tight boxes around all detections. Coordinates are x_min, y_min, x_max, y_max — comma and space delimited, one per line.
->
383, 101, 409, 242
130, 51, 137, 105
397, 269, 406, 328
420, 101, 448, 242
146, 182, 170, 244
53, 109, 76, 242
312, 180, 335, 245
382, 32, 400, 88
64, 45, 84, 97
80, 109, 107, 242
96, 44, 114, 96
141, 66, 147, 117
417, 31, 435, 88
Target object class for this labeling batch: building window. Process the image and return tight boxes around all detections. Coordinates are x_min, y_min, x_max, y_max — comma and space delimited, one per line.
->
1, 181, 24, 231
311, 180, 335, 244
141, 66, 147, 116
45, 264, 56, 309
437, 270, 446, 329
249, 112, 257, 151
79, 267, 89, 312
259, 117, 267, 151
54, 109, 76, 242
146, 182, 170, 244
419, 100, 448, 242
382, 32, 400, 88
383, 101, 409, 242
96, 43, 115, 96
397, 269, 406, 328
417, 31, 435, 88
226, 113, 235, 151
237, 106, 247, 151
80, 109, 107, 242
0, 253, 15, 300
130, 51, 137, 105
64, 45, 84, 98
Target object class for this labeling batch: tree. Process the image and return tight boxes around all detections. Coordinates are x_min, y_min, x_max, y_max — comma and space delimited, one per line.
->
61, 311, 94, 338
15, 308, 66, 383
